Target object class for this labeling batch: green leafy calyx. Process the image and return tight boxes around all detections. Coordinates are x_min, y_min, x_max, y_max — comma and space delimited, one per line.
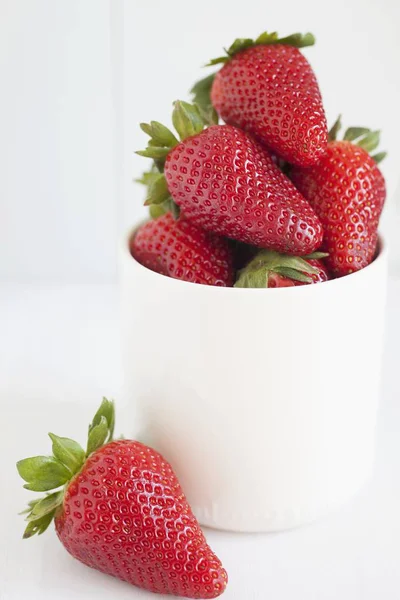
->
135, 101, 206, 161
207, 31, 315, 66
135, 101, 206, 215
16, 398, 115, 539
328, 115, 387, 163
190, 74, 219, 126
234, 250, 322, 288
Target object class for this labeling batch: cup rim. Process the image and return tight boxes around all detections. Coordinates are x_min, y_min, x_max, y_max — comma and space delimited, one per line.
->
121, 224, 387, 293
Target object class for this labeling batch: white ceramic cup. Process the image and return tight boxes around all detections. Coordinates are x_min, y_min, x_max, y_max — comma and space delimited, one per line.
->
119, 228, 388, 533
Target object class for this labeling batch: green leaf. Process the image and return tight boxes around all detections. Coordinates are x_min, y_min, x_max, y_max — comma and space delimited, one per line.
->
343, 127, 371, 142
149, 202, 169, 219
154, 158, 166, 172
86, 416, 109, 456
172, 101, 204, 141
140, 121, 178, 148
190, 74, 218, 125
135, 169, 160, 187
149, 198, 180, 219
150, 121, 179, 147
26, 491, 63, 522
234, 266, 268, 288
168, 199, 181, 220
23, 510, 56, 539
89, 397, 115, 439
135, 147, 171, 159
17, 456, 71, 492
226, 37, 254, 56
139, 122, 153, 137
274, 266, 312, 283
303, 251, 329, 260
144, 173, 170, 206
190, 73, 215, 105
19, 498, 42, 515
197, 104, 219, 126
205, 56, 228, 66
276, 32, 315, 48
338, 123, 385, 157
328, 115, 342, 142
207, 31, 316, 66
48, 434, 85, 475
280, 256, 318, 275
234, 249, 320, 288
255, 31, 279, 44
371, 151, 387, 164
356, 130, 380, 153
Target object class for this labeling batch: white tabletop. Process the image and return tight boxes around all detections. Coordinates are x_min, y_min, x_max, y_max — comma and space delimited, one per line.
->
1, 280, 400, 600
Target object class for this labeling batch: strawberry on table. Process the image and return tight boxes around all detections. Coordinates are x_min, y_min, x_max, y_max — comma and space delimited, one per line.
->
192, 31, 328, 167
235, 250, 330, 288
17, 399, 228, 599
290, 117, 386, 276
136, 101, 323, 255
131, 212, 234, 286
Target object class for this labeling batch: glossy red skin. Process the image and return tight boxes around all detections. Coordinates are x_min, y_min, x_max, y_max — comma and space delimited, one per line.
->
268, 272, 295, 287
291, 141, 385, 276
131, 213, 233, 286
211, 45, 328, 167
55, 440, 227, 599
268, 258, 330, 287
164, 125, 323, 255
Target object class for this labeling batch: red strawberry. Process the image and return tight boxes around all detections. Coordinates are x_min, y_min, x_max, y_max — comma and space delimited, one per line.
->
131, 213, 233, 286
234, 250, 330, 288
137, 102, 323, 255
290, 119, 386, 276
267, 273, 295, 287
192, 31, 328, 167
299, 257, 330, 284
17, 399, 228, 599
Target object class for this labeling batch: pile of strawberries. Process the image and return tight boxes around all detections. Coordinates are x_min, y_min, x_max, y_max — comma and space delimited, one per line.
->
16, 31, 387, 600
132, 31, 386, 288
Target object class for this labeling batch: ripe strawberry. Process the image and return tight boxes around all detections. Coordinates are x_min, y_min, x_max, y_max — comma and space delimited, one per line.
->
300, 257, 330, 284
137, 101, 323, 255
290, 118, 386, 276
131, 213, 233, 286
192, 31, 328, 167
235, 250, 330, 288
17, 399, 228, 599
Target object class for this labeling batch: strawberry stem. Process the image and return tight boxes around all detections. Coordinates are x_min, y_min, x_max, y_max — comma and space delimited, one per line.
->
136, 101, 208, 217
206, 30, 315, 66
16, 399, 115, 539
328, 115, 342, 142
234, 250, 318, 288
328, 116, 387, 162
190, 74, 219, 126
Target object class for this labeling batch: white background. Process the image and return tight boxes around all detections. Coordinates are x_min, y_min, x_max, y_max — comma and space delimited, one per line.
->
1, 0, 400, 282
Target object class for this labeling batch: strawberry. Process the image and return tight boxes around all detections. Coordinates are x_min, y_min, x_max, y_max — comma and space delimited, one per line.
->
290, 118, 386, 276
192, 31, 328, 167
235, 250, 330, 288
136, 101, 323, 255
131, 212, 233, 286
300, 257, 330, 284
17, 399, 228, 599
